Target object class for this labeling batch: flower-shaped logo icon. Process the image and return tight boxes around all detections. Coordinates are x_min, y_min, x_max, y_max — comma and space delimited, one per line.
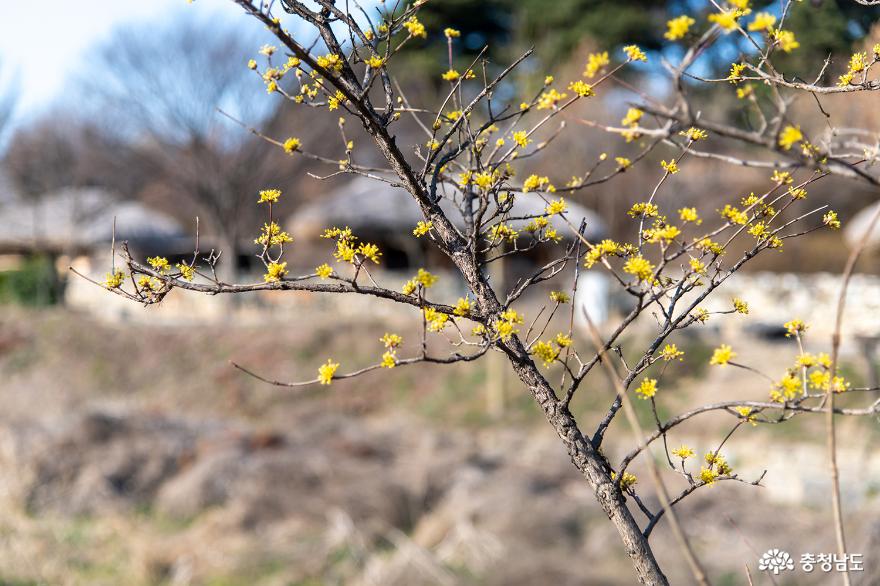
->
758, 549, 794, 575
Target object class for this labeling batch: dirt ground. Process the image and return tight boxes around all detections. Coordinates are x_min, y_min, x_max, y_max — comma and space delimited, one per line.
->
0, 306, 877, 585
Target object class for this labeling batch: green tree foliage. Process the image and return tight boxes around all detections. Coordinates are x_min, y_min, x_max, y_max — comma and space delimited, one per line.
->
410, 0, 879, 81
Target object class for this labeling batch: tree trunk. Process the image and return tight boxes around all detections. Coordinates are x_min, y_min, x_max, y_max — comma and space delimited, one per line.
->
366, 120, 668, 585
506, 351, 669, 585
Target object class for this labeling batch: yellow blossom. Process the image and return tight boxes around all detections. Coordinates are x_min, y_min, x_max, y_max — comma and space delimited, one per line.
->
104, 270, 125, 288
513, 131, 531, 149
773, 29, 799, 53
583, 51, 610, 78
532, 340, 560, 367
623, 45, 647, 62
264, 261, 287, 283
255, 222, 293, 247
176, 263, 195, 281
441, 69, 460, 82
671, 445, 694, 460
555, 333, 572, 347
679, 207, 701, 224
545, 198, 567, 215
708, 10, 740, 32
444, 27, 460, 38
784, 319, 808, 337
748, 12, 776, 32
623, 255, 655, 282
318, 359, 339, 385
315, 263, 333, 279
710, 344, 735, 366
453, 297, 471, 317
660, 344, 685, 361
699, 467, 719, 484
380, 351, 397, 369
522, 174, 550, 192
612, 471, 638, 490
550, 291, 570, 304
728, 63, 747, 83
665, 15, 695, 40
283, 137, 301, 154
628, 202, 659, 218
413, 221, 433, 237
680, 127, 708, 141
823, 211, 841, 229
568, 80, 594, 97
403, 16, 426, 38
537, 88, 567, 110
635, 378, 657, 399
621, 108, 643, 127
147, 256, 170, 274
733, 298, 749, 314
661, 159, 679, 174
778, 125, 803, 150
258, 188, 282, 204
365, 55, 384, 68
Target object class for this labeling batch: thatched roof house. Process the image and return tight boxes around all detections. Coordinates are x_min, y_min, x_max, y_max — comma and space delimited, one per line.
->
0, 187, 189, 256
288, 176, 606, 271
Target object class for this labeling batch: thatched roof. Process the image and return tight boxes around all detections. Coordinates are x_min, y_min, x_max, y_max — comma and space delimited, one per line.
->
0, 169, 19, 205
0, 187, 187, 253
289, 176, 606, 241
843, 201, 880, 251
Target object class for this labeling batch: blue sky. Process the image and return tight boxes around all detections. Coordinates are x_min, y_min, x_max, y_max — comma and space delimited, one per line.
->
0, 0, 244, 127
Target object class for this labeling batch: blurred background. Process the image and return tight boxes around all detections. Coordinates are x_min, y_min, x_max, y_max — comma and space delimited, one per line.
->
0, 1, 879, 584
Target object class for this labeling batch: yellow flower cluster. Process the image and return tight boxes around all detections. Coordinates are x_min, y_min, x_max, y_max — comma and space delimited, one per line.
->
584, 239, 628, 268
659, 344, 685, 362
549, 290, 570, 304
264, 261, 287, 283
671, 445, 694, 460
413, 221, 433, 237
402, 268, 438, 295
494, 309, 524, 342
612, 471, 638, 491
623, 45, 647, 62
635, 378, 657, 399
623, 255, 655, 282
176, 262, 195, 281
403, 16, 426, 39
664, 15, 695, 41
424, 307, 450, 332
709, 344, 735, 366
315, 263, 333, 279
148, 256, 170, 273
583, 52, 609, 78
778, 125, 803, 151
104, 270, 125, 289
255, 222, 293, 248
747, 12, 775, 32
258, 188, 282, 204
379, 332, 402, 368
318, 359, 339, 385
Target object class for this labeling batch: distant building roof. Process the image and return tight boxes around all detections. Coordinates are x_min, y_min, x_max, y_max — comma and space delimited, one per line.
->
288, 176, 607, 241
844, 201, 880, 251
0, 168, 19, 205
0, 187, 187, 253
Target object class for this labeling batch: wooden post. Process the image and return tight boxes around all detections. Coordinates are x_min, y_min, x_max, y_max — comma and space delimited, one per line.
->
486, 255, 506, 419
